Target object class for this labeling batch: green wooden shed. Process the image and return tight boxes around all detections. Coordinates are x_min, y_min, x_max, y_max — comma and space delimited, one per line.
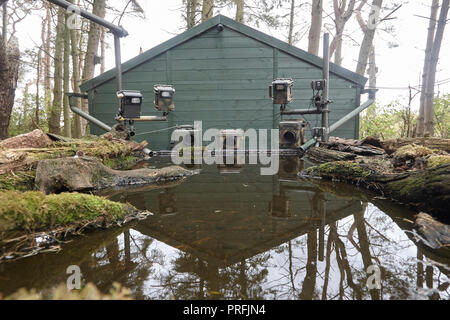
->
80, 15, 367, 151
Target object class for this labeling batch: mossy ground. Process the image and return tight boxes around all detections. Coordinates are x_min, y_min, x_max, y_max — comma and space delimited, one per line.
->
0, 171, 36, 191
427, 155, 450, 168
35, 138, 134, 162
2, 282, 131, 300
0, 191, 133, 235
393, 144, 435, 161
305, 161, 372, 180
0, 137, 141, 192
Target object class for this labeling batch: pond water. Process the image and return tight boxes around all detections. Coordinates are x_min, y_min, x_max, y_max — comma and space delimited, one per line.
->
0, 157, 449, 300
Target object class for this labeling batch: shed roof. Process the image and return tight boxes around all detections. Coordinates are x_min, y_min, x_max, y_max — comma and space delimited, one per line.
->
80, 15, 367, 92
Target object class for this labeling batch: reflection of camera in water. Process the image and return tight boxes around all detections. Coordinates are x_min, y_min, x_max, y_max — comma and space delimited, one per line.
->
269, 194, 291, 219
159, 190, 177, 216
278, 157, 304, 180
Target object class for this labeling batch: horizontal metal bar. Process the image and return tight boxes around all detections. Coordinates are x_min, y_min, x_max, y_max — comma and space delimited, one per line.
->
47, 0, 128, 37
282, 109, 322, 115
118, 116, 168, 122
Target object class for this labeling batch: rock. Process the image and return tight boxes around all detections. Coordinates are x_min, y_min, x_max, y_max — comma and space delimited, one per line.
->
0, 129, 53, 149
35, 156, 193, 194
415, 213, 450, 250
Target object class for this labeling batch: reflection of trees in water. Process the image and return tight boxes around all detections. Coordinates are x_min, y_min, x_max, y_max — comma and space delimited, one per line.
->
250, 203, 449, 300
81, 230, 164, 300
153, 252, 272, 300
79, 206, 448, 300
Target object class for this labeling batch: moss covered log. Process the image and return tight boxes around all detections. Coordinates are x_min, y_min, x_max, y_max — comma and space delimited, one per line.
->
0, 191, 138, 235
0, 191, 149, 262
303, 162, 450, 217
0, 137, 146, 192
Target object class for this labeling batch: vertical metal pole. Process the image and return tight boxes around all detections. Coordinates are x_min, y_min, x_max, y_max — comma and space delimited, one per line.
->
114, 34, 123, 92
322, 33, 330, 142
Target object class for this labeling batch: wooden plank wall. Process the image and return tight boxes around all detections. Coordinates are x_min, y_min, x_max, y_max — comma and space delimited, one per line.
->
89, 27, 360, 150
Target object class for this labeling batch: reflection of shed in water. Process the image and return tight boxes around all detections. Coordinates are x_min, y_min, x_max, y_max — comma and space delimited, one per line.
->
108, 160, 364, 268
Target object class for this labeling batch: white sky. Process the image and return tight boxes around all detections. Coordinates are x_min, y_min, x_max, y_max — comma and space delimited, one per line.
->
16, 0, 450, 111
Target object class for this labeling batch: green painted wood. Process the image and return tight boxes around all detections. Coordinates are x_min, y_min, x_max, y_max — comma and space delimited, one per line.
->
80, 15, 366, 91
88, 17, 363, 149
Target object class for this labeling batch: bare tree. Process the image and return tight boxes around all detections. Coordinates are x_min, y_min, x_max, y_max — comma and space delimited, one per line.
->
48, 6, 65, 135
422, 0, 449, 137
287, 0, 295, 44
235, 0, 245, 23
0, 1, 20, 139
63, 8, 71, 137
356, 0, 377, 95
417, 0, 439, 137
329, 0, 356, 66
186, 0, 199, 29
355, 0, 383, 76
308, 0, 322, 55
202, 0, 214, 22
81, 0, 106, 136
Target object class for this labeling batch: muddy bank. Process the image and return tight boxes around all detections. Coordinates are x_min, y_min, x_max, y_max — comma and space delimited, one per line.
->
302, 137, 450, 219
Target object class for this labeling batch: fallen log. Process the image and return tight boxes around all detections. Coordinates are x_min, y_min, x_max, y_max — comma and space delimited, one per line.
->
0, 137, 142, 176
415, 213, 450, 250
0, 191, 151, 263
323, 136, 386, 156
306, 147, 356, 164
381, 138, 450, 155
302, 162, 450, 218
35, 156, 194, 194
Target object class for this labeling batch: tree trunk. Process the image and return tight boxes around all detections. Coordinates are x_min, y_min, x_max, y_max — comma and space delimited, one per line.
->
235, 0, 245, 23
202, 0, 214, 22
48, 7, 65, 135
81, 0, 106, 136
43, 4, 52, 112
308, 0, 322, 55
0, 2, 20, 140
63, 12, 71, 138
2, 2, 6, 45
288, 0, 295, 44
368, 45, 377, 91
424, 0, 449, 137
36, 47, 41, 127
186, 0, 198, 29
0, 38, 19, 140
100, 26, 105, 73
329, 0, 356, 66
417, 0, 439, 137
355, 0, 383, 76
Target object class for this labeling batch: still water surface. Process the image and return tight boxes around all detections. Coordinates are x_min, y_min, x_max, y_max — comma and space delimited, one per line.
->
0, 157, 449, 300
